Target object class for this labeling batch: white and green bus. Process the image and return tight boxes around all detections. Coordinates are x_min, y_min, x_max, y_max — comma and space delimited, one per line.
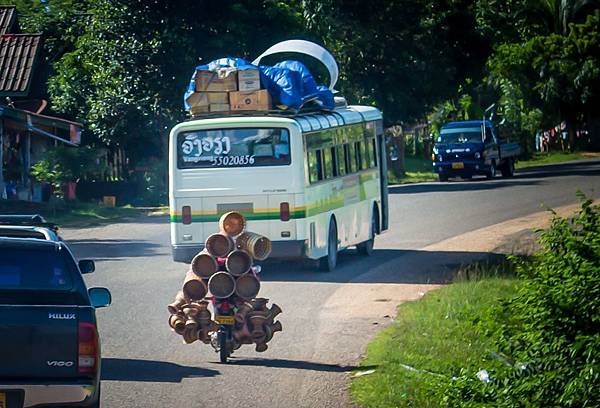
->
168, 105, 389, 271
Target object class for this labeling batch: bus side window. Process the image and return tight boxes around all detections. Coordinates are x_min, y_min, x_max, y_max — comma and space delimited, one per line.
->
343, 144, 352, 173
360, 140, 369, 169
330, 146, 338, 177
308, 150, 318, 183
355, 141, 362, 170
315, 149, 324, 181
370, 138, 378, 167
349, 143, 357, 173
323, 147, 334, 179
336, 145, 346, 176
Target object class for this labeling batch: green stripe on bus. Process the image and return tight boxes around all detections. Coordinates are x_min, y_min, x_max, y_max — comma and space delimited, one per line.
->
170, 209, 307, 223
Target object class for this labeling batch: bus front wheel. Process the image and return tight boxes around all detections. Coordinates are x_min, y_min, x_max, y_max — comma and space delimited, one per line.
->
319, 219, 338, 272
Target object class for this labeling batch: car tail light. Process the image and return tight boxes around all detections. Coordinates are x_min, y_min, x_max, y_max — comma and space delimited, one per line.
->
78, 322, 98, 374
280, 202, 290, 222
182, 205, 192, 225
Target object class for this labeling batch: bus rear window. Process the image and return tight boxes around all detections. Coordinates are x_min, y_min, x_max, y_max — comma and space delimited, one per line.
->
177, 128, 291, 169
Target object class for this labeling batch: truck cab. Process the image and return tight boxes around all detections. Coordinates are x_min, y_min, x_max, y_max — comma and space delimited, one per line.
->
432, 120, 520, 181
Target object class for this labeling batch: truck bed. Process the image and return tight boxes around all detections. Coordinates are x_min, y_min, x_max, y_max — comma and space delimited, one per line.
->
500, 142, 521, 158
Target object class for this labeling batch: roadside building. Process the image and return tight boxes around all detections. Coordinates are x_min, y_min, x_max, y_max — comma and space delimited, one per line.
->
0, 5, 82, 201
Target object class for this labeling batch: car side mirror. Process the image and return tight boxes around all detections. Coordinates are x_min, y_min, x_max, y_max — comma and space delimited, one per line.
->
79, 260, 95, 274
89, 287, 111, 308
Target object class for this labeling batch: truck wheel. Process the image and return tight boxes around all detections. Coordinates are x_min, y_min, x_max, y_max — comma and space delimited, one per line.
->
438, 173, 449, 182
486, 161, 496, 179
319, 219, 338, 272
357, 211, 376, 256
501, 159, 515, 178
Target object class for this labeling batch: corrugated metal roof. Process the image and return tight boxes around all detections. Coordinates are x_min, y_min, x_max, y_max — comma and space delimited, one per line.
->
0, 6, 17, 36
0, 34, 41, 96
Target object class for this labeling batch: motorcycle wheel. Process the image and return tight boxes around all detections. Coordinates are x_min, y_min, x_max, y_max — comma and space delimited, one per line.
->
219, 329, 229, 363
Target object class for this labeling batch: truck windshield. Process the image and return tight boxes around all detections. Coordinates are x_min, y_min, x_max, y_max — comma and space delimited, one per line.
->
437, 127, 482, 144
177, 128, 291, 169
0, 247, 73, 291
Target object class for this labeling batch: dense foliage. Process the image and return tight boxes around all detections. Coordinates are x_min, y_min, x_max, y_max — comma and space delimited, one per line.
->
445, 196, 600, 407
30, 146, 106, 198
3, 0, 599, 180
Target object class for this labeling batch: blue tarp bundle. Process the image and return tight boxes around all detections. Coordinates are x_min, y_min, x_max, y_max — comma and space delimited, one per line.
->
184, 57, 334, 111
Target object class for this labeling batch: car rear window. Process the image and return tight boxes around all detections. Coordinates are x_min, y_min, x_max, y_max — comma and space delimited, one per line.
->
0, 247, 73, 291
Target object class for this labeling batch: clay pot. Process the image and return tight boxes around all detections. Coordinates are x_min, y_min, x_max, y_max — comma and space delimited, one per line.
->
205, 233, 235, 257
255, 342, 268, 352
235, 273, 261, 299
252, 298, 269, 311
182, 271, 208, 300
208, 271, 236, 298
182, 325, 199, 344
219, 211, 246, 236
266, 303, 282, 324
182, 305, 199, 319
225, 250, 253, 276
167, 291, 187, 314
191, 250, 218, 278
248, 312, 268, 343
232, 322, 253, 344
271, 320, 283, 334
234, 301, 255, 324
236, 232, 272, 260
168, 314, 186, 335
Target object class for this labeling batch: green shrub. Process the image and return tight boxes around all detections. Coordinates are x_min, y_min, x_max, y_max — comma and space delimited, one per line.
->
445, 195, 600, 407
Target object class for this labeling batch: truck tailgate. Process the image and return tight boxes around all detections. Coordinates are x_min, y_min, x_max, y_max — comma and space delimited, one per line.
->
0, 305, 82, 379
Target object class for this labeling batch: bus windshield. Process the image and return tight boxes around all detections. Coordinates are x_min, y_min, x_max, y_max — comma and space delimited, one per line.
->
437, 127, 483, 144
177, 128, 291, 169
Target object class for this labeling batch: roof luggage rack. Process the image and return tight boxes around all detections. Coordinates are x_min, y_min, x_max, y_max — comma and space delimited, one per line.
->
186, 97, 350, 121
0, 214, 59, 231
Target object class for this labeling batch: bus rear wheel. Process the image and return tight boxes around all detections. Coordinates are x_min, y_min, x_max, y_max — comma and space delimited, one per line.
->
319, 219, 338, 272
357, 211, 376, 256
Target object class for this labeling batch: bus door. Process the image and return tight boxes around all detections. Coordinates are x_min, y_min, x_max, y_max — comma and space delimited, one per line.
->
376, 120, 389, 231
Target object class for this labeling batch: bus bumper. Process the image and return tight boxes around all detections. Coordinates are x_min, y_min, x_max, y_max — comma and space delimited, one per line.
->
172, 240, 306, 263
172, 244, 204, 263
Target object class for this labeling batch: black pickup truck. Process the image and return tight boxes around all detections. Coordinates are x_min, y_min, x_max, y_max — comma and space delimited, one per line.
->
432, 120, 521, 181
0, 238, 111, 408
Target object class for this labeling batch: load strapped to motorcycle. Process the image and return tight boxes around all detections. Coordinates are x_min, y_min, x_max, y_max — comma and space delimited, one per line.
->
167, 211, 282, 363
169, 40, 344, 362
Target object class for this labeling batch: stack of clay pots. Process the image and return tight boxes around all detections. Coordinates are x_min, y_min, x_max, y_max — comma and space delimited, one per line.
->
231, 298, 283, 352
167, 211, 282, 352
168, 295, 219, 344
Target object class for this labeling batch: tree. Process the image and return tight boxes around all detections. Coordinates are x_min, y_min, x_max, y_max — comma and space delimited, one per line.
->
303, 0, 490, 125
487, 11, 600, 149
47, 0, 306, 166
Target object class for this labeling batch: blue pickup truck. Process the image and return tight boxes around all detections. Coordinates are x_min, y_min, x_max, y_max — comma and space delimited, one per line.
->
432, 120, 521, 181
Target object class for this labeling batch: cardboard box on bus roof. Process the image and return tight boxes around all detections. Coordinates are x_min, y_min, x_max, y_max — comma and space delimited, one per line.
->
229, 89, 272, 111
195, 68, 238, 92
237, 68, 261, 92
186, 92, 230, 108
209, 104, 230, 112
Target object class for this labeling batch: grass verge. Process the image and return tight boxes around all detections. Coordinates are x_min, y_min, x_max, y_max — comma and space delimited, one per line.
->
389, 156, 438, 184
516, 151, 599, 169
351, 262, 518, 408
0, 200, 148, 228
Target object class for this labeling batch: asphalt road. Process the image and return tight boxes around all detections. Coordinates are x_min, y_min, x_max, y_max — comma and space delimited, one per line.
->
65, 160, 600, 408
